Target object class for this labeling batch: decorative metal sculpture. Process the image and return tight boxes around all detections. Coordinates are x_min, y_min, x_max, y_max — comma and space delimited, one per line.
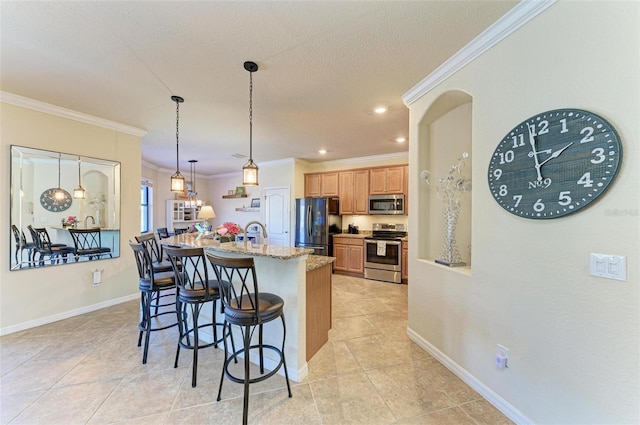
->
420, 152, 472, 267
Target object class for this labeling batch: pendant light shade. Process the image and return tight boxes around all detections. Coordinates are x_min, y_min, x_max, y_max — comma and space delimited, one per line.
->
73, 156, 86, 199
242, 61, 259, 186
53, 155, 66, 200
170, 95, 185, 193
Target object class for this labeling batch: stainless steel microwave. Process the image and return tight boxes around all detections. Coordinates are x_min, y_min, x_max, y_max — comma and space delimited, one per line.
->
368, 194, 405, 215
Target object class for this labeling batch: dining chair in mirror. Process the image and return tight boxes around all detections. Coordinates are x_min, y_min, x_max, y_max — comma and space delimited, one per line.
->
68, 228, 113, 261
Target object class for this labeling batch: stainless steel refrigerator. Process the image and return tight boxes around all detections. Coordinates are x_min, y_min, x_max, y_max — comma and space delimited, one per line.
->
295, 197, 342, 256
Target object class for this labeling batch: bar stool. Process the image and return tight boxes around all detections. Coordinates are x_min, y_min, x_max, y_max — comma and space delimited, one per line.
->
206, 253, 292, 425
164, 246, 233, 388
69, 228, 112, 261
129, 242, 179, 364
28, 225, 75, 266
135, 233, 172, 272
11, 225, 35, 268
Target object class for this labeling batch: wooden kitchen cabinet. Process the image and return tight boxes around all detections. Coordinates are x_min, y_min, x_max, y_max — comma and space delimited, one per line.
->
370, 166, 404, 194
333, 236, 364, 276
305, 172, 339, 197
339, 170, 369, 215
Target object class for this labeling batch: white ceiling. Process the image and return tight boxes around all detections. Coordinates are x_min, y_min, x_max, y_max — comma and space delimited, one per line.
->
1, 1, 517, 176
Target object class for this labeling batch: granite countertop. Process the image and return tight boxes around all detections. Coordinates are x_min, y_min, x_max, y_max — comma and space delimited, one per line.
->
334, 231, 408, 242
163, 233, 314, 260
307, 255, 335, 271
333, 231, 371, 239
51, 226, 120, 231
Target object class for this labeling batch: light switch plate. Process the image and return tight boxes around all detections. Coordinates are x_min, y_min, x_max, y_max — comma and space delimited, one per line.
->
590, 253, 626, 281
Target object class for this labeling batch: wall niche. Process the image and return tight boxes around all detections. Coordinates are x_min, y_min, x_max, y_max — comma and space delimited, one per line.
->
417, 90, 473, 269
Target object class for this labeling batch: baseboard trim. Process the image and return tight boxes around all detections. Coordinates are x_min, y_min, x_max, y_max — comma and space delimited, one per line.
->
0, 293, 139, 336
406, 327, 532, 425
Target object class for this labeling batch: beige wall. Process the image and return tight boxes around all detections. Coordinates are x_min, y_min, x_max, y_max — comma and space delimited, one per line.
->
1, 101, 143, 333
407, 2, 639, 423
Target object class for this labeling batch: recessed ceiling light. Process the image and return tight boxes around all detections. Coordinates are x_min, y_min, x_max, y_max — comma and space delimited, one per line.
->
374, 106, 387, 114
318, 149, 327, 154
395, 137, 406, 143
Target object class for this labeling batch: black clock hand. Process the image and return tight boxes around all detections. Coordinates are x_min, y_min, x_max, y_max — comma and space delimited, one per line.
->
539, 142, 574, 167
527, 124, 543, 181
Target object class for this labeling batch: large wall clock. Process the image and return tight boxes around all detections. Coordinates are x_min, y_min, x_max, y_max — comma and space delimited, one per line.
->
40, 188, 72, 212
488, 108, 622, 219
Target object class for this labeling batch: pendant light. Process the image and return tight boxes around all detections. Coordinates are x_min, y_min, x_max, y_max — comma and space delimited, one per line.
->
53, 154, 66, 201
193, 160, 203, 206
73, 156, 86, 199
188, 159, 201, 207
170, 95, 185, 192
242, 61, 259, 186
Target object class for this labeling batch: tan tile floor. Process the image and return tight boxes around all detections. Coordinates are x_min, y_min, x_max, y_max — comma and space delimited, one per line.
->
0, 274, 513, 424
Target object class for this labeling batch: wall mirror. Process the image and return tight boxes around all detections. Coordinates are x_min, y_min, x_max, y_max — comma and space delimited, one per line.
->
10, 145, 121, 271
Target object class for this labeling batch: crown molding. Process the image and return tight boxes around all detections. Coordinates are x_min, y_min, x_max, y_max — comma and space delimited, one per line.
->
306, 151, 409, 171
402, 0, 557, 106
1, 91, 147, 137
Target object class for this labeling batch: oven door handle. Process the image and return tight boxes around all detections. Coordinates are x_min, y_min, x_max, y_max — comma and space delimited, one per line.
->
365, 239, 401, 246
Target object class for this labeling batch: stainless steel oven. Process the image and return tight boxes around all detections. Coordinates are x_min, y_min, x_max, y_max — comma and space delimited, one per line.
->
363, 223, 406, 284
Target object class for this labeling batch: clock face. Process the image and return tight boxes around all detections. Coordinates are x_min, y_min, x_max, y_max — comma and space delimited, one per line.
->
488, 109, 622, 219
40, 188, 73, 212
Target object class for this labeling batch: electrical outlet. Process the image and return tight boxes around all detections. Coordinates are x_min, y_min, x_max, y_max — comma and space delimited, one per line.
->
496, 344, 509, 369
92, 270, 102, 286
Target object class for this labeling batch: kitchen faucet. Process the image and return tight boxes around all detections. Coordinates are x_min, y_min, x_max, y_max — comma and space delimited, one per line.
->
242, 221, 268, 249
84, 215, 95, 228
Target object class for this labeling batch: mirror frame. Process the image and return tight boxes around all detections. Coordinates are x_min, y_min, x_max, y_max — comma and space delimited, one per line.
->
10, 145, 121, 271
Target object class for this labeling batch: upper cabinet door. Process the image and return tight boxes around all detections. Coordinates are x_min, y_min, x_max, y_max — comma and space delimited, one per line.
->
338, 172, 354, 214
305, 174, 322, 197
370, 166, 404, 194
353, 170, 369, 214
305, 172, 339, 197
321, 173, 339, 197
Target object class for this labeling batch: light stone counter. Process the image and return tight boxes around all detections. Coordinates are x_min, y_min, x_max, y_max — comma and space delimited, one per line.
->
163, 232, 313, 260
306, 254, 335, 271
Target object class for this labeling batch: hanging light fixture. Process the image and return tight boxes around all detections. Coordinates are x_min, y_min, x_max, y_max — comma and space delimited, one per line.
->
170, 95, 185, 192
73, 156, 86, 199
188, 159, 201, 207
193, 160, 203, 206
242, 61, 259, 186
53, 154, 66, 201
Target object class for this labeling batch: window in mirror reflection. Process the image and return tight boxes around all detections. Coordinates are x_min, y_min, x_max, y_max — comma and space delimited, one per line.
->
141, 183, 152, 233
10, 145, 121, 271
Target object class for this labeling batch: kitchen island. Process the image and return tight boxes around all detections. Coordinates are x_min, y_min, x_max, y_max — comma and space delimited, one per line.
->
162, 232, 334, 381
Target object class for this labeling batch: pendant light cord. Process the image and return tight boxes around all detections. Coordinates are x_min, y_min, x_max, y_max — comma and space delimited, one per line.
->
175, 99, 181, 172
249, 70, 253, 160
58, 155, 61, 188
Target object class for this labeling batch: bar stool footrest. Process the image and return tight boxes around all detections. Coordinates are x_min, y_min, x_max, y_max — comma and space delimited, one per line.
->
223, 344, 285, 385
